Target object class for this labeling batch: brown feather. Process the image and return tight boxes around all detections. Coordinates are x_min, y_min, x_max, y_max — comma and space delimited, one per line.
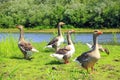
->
56, 46, 71, 54
18, 41, 33, 51
47, 37, 59, 45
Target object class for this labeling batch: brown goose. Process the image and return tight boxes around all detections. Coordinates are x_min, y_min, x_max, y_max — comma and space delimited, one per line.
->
45, 22, 65, 51
50, 30, 75, 64
74, 30, 103, 73
16, 25, 39, 60
86, 43, 109, 55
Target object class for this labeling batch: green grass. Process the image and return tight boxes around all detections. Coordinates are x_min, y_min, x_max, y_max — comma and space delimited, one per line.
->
0, 37, 120, 80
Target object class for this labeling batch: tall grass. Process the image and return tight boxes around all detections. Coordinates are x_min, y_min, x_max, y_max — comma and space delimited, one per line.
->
112, 32, 118, 44
0, 35, 21, 58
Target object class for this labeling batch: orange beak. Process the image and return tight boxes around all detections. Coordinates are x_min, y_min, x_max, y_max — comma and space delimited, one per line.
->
97, 31, 103, 35
71, 30, 75, 32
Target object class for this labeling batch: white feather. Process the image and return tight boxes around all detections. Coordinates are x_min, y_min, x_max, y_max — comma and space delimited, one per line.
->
66, 45, 75, 57
31, 48, 39, 52
44, 45, 52, 49
86, 43, 92, 48
57, 36, 64, 46
50, 54, 64, 60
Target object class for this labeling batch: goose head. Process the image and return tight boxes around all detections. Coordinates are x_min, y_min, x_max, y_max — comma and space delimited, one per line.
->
16, 25, 24, 41
67, 30, 75, 45
58, 22, 65, 26
93, 30, 103, 36
16, 25, 24, 30
67, 30, 75, 34
93, 30, 103, 48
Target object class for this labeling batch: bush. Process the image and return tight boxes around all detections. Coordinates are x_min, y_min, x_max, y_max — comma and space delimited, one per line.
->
0, 0, 120, 28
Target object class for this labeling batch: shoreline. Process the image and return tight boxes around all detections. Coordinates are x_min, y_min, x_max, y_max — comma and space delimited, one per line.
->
0, 28, 120, 33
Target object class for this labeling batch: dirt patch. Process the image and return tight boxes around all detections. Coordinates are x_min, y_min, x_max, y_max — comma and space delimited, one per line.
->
52, 66, 57, 70
113, 58, 120, 62
2, 65, 7, 67
100, 64, 115, 71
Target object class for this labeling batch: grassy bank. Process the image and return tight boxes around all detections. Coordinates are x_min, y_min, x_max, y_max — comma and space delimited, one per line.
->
0, 28, 120, 33
0, 37, 120, 80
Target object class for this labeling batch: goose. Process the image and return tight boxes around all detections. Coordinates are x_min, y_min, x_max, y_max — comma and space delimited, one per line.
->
74, 30, 102, 73
45, 22, 65, 51
16, 25, 39, 60
50, 30, 75, 64
86, 43, 109, 55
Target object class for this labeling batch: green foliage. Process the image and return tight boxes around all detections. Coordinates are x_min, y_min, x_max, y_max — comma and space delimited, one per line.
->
0, 0, 120, 28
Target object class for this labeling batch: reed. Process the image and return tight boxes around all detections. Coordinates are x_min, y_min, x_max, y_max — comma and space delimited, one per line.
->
0, 35, 21, 58
112, 32, 118, 44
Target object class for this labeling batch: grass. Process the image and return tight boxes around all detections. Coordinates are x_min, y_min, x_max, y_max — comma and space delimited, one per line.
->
0, 28, 120, 33
0, 36, 120, 80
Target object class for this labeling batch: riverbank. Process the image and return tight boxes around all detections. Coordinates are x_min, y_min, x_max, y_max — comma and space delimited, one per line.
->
0, 28, 120, 33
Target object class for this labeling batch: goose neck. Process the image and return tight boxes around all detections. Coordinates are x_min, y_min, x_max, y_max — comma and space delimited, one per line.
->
19, 29, 24, 41
67, 33, 73, 45
93, 35, 98, 49
58, 25, 62, 36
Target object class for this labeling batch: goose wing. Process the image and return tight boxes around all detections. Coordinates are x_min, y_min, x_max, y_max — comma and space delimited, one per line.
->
77, 52, 89, 62
47, 37, 59, 45
56, 46, 71, 54
98, 45, 110, 55
76, 49, 93, 62
18, 41, 33, 52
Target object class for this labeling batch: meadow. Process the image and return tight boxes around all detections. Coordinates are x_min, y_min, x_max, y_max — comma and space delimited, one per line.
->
0, 36, 120, 80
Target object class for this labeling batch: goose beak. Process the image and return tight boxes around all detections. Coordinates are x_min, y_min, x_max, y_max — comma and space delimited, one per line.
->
72, 30, 75, 32
68, 30, 75, 34
97, 31, 103, 35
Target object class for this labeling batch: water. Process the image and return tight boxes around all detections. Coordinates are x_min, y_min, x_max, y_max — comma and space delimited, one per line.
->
0, 32, 120, 44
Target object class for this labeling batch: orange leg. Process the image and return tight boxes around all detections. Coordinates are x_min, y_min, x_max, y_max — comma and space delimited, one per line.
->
63, 55, 69, 64
24, 54, 27, 59
24, 53, 32, 60
86, 68, 89, 73
91, 66, 95, 74
64, 60, 69, 64
84, 66, 89, 73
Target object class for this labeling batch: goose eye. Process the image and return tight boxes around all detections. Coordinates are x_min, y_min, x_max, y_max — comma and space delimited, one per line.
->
94, 30, 98, 33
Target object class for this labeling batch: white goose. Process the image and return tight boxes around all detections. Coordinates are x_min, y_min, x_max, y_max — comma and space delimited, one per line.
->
45, 22, 65, 51
16, 25, 39, 60
74, 30, 102, 73
50, 30, 75, 64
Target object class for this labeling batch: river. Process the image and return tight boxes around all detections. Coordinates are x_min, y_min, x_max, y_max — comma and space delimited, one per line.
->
0, 32, 120, 44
